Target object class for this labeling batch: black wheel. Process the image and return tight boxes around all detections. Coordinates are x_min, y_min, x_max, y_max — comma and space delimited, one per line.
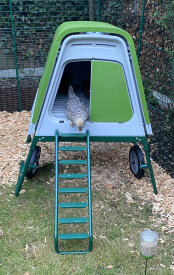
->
26, 146, 41, 179
129, 145, 145, 179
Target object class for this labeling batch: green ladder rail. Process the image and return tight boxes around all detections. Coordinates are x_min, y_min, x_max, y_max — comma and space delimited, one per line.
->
54, 129, 93, 254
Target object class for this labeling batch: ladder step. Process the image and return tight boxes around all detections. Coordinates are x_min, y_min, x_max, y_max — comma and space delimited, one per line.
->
58, 217, 88, 224
60, 250, 89, 255
59, 133, 86, 138
140, 164, 148, 169
29, 164, 37, 169
59, 174, 87, 179
58, 188, 88, 193
59, 233, 89, 240
59, 160, 87, 165
59, 146, 86, 151
59, 202, 88, 208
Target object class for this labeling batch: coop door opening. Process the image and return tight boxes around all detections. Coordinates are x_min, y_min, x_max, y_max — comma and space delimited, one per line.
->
52, 61, 91, 120
90, 60, 133, 122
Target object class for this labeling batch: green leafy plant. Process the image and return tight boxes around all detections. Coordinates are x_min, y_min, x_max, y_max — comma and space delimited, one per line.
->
159, 1, 174, 92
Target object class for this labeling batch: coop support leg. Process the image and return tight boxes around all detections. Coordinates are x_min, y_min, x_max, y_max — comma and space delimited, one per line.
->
142, 138, 158, 195
26, 135, 32, 144
15, 138, 37, 196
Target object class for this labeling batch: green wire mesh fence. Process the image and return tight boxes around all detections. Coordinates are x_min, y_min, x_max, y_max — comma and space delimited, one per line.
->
137, 0, 174, 174
0, 0, 90, 112
0, 0, 138, 113
0, 0, 174, 174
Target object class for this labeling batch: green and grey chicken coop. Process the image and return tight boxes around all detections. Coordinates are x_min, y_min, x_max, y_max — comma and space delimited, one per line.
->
15, 21, 158, 254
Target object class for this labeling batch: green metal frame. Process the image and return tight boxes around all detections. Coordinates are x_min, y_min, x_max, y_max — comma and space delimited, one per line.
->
15, 136, 38, 196
86, 130, 93, 252
54, 130, 59, 253
15, 135, 157, 197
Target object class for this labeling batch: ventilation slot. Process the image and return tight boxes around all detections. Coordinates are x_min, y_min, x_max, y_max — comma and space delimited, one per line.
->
95, 43, 115, 47
71, 43, 93, 47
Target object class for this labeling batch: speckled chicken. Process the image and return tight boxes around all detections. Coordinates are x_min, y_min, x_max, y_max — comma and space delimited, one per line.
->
66, 85, 89, 131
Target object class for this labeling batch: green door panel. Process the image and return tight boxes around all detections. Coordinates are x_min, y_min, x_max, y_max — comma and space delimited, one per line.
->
90, 61, 133, 122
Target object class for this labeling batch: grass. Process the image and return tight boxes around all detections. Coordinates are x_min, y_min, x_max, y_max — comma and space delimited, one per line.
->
0, 163, 173, 275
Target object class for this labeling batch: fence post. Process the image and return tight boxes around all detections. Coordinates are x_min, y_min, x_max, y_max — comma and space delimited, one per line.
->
137, 0, 146, 60
97, 0, 101, 21
9, 0, 22, 112
88, 0, 95, 21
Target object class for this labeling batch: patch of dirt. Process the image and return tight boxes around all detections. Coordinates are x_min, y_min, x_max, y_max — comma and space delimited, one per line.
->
0, 111, 173, 233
